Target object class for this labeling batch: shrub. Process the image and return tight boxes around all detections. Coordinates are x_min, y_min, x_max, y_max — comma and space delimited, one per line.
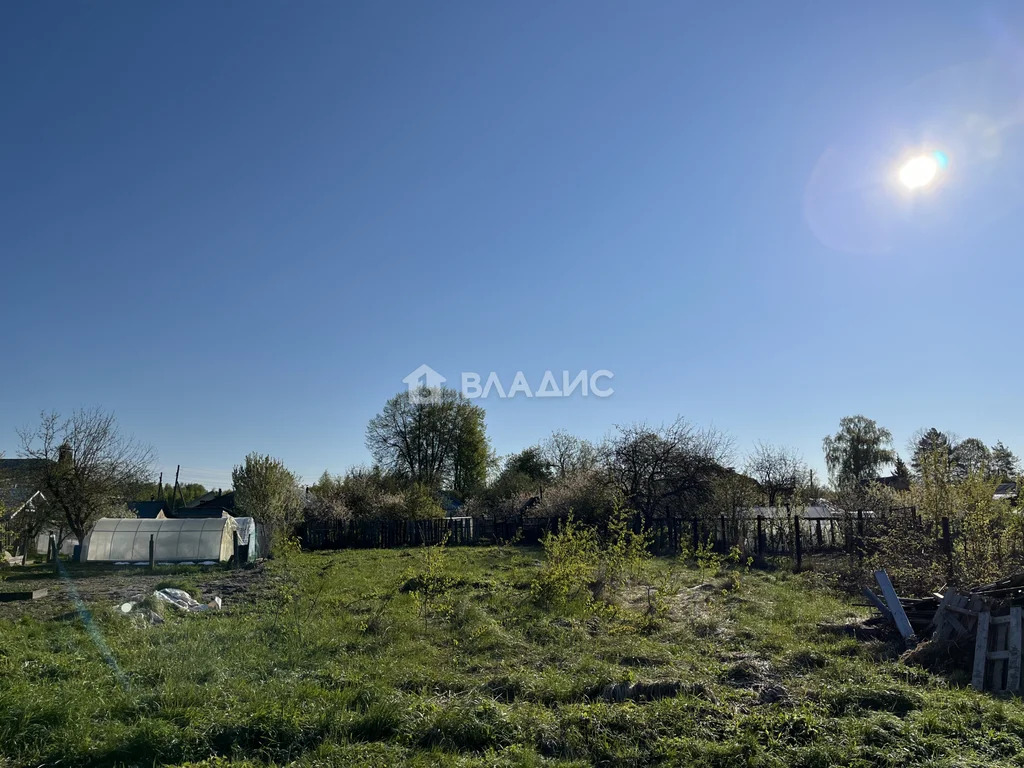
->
531, 515, 600, 609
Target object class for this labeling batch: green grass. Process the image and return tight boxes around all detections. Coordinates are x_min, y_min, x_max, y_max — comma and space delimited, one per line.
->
0, 547, 1021, 767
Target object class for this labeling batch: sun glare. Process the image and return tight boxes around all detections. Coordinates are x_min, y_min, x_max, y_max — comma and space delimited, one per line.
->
898, 153, 941, 190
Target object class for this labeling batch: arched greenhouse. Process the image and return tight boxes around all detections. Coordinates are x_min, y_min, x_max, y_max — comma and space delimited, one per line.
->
81, 516, 240, 563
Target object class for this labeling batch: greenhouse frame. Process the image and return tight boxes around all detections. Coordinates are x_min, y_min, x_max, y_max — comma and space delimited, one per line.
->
81, 516, 240, 563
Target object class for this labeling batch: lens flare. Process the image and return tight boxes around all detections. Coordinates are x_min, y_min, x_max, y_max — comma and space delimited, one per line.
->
899, 154, 940, 189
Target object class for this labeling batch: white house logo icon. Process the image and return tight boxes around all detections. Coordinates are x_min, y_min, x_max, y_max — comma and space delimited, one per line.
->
402, 364, 446, 404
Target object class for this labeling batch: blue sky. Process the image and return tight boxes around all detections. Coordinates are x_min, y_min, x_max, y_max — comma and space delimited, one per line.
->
3, 1, 1024, 490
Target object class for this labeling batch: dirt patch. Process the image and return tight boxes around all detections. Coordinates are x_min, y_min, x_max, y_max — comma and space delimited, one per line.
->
720, 652, 789, 706
599, 679, 716, 703
0, 563, 269, 622
900, 638, 972, 674
818, 617, 890, 642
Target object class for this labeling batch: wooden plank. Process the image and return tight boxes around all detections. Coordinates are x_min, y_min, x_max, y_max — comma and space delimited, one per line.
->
1007, 606, 1022, 694
992, 621, 1009, 692
862, 587, 892, 620
874, 570, 915, 641
943, 612, 968, 640
972, 611, 991, 692
990, 615, 1012, 626
948, 605, 981, 617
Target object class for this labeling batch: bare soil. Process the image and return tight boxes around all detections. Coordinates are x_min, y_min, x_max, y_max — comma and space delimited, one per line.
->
0, 561, 270, 621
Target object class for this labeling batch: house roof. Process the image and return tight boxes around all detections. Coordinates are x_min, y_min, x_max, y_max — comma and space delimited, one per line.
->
0, 459, 49, 521
0, 458, 49, 480
875, 474, 912, 492
129, 500, 170, 519
166, 506, 229, 519
994, 481, 1018, 500
191, 491, 235, 512
1, 489, 45, 522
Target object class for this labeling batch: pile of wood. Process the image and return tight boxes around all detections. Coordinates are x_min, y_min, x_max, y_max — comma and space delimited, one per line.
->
863, 569, 1024, 694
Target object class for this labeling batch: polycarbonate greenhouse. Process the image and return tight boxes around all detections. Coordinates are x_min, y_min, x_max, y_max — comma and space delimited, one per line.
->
81, 516, 239, 563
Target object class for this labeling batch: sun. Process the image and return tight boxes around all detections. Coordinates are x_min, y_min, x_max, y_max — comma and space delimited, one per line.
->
898, 151, 947, 190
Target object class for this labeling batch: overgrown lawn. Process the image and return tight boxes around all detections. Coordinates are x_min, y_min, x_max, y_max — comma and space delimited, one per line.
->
0, 547, 1021, 767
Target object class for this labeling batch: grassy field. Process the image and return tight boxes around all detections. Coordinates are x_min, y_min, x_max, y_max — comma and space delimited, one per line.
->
0, 546, 1022, 767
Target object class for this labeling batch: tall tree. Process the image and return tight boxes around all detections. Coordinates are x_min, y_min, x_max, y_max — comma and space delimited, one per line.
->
823, 415, 894, 487
451, 405, 490, 498
232, 453, 303, 538
17, 408, 154, 543
910, 428, 955, 477
893, 455, 911, 483
989, 441, 1020, 481
366, 387, 489, 491
952, 438, 990, 482
541, 430, 598, 480
744, 442, 805, 507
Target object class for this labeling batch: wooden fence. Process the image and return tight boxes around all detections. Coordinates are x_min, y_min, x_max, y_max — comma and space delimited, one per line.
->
302, 517, 477, 550
300, 508, 923, 570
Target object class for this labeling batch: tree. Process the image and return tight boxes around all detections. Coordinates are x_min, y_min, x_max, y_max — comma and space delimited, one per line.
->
910, 428, 955, 478
337, 466, 406, 520
18, 409, 154, 543
136, 481, 208, 505
952, 438, 990, 483
603, 418, 731, 525
366, 387, 489, 491
451, 406, 490, 499
232, 453, 303, 539
487, 446, 553, 504
744, 442, 805, 507
823, 415, 894, 487
893, 455, 911, 483
503, 447, 552, 485
541, 431, 598, 480
304, 471, 351, 523
989, 441, 1020, 481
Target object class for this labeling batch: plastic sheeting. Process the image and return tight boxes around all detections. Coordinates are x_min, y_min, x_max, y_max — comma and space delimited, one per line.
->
232, 517, 260, 562
82, 517, 238, 563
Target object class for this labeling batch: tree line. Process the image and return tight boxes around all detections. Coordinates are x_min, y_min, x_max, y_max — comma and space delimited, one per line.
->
3, 396, 1021, 556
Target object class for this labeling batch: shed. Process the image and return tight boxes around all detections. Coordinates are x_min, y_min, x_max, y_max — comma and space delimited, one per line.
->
81, 517, 239, 563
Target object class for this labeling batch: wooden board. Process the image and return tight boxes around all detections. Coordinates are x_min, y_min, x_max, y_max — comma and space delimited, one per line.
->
874, 570, 915, 641
972, 611, 991, 692
862, 587, 892, 620
1007, 606, 1022, 694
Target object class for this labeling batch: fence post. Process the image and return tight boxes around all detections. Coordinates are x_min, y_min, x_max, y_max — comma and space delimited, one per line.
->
941, 516, 952, 557
232, 530, 239, 567
794, 516, 802, 572
691, 517, 699, 553
856, 510, 865, 562
719, 515, 727, 551
149, 534, 156, 571
756, 515, 765, 562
